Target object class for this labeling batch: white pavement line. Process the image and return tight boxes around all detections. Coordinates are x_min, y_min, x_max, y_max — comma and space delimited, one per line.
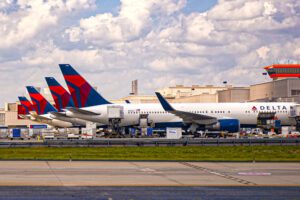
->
238, 172, 272, 176
140, 168, 157, 172
180, 162, 257, 186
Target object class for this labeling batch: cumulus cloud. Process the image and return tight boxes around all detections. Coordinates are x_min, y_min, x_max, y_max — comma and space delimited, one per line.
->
0, 0, 96, 49
256, 46, 270, 59
0, 0, 299, 105
65, 0, 187, 44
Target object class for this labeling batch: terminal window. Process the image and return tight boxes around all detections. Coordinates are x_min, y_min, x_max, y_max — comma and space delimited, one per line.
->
291, 90, 300, 96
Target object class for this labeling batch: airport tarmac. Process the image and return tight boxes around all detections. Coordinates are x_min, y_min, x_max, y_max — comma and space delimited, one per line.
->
0, 161, 299, 186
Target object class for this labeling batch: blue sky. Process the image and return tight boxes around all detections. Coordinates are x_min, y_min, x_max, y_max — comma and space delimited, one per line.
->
95, 0, 120, 14
183, 0, 218, 13
94, 0, 218, 14
0, 0, 299, 105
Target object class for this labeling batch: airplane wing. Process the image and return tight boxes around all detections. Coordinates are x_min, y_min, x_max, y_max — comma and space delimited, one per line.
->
65, 107, 100, 116
155, 92, 217, 125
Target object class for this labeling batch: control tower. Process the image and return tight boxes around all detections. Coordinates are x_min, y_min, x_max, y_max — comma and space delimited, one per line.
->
264, 64, 300, 80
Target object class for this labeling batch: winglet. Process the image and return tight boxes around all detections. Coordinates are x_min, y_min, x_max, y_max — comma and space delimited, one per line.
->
155, 92, 174, 111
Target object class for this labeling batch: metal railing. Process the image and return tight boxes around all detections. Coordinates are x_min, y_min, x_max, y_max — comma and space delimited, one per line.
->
0, 138, 299, 147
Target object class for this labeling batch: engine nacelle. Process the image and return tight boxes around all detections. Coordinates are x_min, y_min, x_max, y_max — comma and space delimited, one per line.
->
210, 119, 240, 133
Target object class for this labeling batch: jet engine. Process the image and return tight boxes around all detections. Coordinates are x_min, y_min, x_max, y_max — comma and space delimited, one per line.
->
210, 119, 240, 133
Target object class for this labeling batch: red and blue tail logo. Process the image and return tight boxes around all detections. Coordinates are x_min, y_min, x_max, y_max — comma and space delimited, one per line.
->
45, 77, 75, 111
59, 64, 111, 108
18, 96, 34, 114
26, 86, 57, 115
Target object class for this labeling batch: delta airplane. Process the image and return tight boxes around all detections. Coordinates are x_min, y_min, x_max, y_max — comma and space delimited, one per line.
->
59, 64, 297, 133
18, 96, 35, 119
45, 77, 101, 127
25, 86, 87, 128
19, 91, 71, 128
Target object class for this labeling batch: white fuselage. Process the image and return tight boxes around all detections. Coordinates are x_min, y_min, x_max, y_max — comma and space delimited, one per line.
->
49, 113, 95, 127
30, 113, 74, 128
65, 102, 297, 127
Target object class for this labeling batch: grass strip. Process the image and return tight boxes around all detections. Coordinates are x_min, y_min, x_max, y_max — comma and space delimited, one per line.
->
0, 146, 299, 161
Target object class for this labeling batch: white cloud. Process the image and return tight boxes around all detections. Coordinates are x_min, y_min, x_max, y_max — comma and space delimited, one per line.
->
65, 0, 187, 44
208, 0, 298, 32
208, 1, 266, 20
0, 0, 299, 105
263, 2, 277, 16
0, 0, 96, 49
256, 46, 270, 59
0, 0, 14, 10
149, 56, 209, 72
185, 13, 215, 42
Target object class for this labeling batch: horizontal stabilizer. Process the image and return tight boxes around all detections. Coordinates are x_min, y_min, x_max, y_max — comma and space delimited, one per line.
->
49, 112, 67, 118
66, 107, 100, 116
29, 113, 52, 123
18, 114, 30, 120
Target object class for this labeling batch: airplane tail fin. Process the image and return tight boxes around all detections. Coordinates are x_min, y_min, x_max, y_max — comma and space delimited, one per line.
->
26, 86, 57, 115
18, 96, 34, 114
59, 64, 111, 108
45, 77, 75, 111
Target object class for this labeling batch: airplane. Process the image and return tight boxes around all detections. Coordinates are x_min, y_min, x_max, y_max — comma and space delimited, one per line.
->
18, 96, 69, 128
45, 77, 99, 127
58, 64, 111, 108
26, 86, 79, 128
18, 96, 35, 119
18, 96, 34, 115
58, 64, 110, 123
59, 64, 297, 133
45, 77, 75, 112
